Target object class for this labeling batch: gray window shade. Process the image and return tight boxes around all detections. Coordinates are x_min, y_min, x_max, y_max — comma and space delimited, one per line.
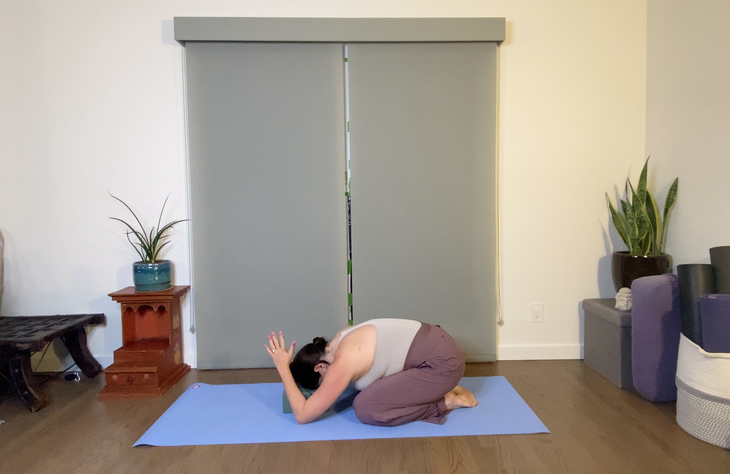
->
185, 43, 347, 368
174, 17, 505, 43
178, 18, 503, 368
348, 43, 498, 361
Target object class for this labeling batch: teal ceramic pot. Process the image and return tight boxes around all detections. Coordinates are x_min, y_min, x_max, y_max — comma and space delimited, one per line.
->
133, 260, 172, 292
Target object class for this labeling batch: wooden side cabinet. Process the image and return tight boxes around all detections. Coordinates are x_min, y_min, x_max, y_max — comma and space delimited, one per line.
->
98, 286, 190, 399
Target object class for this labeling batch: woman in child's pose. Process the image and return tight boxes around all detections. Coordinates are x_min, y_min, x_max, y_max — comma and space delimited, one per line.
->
265, 318, 478, 426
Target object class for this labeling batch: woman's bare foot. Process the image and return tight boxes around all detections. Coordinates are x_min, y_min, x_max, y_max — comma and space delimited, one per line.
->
444, 386, 479, 411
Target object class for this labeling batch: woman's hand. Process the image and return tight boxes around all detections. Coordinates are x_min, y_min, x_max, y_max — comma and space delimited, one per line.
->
265, 331, 295, 371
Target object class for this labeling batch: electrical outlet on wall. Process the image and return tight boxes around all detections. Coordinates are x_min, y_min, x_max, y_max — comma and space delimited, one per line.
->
530, 302, 544, 323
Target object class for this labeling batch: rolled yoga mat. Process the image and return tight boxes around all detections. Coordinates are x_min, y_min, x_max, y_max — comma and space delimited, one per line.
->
699, 294, 730, 353
677, 264, 716, 346
710, 246, 730, 294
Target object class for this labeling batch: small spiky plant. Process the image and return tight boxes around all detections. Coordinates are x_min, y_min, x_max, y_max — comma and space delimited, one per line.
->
606, 157, 679, 256
109, 193, 188, 263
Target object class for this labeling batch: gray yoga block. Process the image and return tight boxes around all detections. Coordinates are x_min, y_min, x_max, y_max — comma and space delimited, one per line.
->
282, 384, 359, 415
282, 385, 317, 414
582, 298, 634, 390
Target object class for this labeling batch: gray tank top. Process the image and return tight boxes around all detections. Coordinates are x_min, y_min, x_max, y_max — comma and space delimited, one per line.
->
338, 318, 421, 390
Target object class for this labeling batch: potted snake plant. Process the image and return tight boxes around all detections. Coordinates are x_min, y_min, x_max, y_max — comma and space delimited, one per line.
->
110, 193, 188, 292
606, 157, 679, 292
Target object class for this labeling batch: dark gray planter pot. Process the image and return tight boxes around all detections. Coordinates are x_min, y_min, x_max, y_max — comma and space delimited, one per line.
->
133, 260, 172, 292
611, 251, 672, 292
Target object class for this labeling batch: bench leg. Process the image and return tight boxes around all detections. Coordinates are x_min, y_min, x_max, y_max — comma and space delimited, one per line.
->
62, 328, 102, 378
8, 349, 49, 412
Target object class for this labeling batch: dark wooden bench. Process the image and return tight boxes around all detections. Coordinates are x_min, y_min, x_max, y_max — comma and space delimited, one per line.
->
0, 313, 105, 411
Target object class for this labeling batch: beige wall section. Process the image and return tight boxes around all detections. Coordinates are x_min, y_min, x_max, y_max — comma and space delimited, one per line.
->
489, 2, 647, 360
646, 1, 730, 267
0, 0, 647, 368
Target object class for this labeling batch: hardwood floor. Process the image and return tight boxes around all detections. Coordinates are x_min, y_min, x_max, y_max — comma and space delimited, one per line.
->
0, 361, 728, 474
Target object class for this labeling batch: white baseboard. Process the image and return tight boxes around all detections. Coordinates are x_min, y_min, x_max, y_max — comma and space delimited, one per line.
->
96, 355, 114, 369
70, 348, 582, 370
33, 353, 115, 372
185, 351, 197, 369
498, 343, 584, 361
97, 349, 577, 367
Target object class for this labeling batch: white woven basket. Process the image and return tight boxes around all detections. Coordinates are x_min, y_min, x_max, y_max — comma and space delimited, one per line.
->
675, 334, 730, 449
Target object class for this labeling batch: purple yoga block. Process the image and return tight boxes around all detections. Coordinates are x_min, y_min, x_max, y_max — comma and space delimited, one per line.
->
699, 294, 730, 353
631, 274, 682, 402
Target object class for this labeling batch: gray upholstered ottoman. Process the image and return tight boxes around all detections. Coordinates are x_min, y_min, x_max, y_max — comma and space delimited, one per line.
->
582, 298, 633, 390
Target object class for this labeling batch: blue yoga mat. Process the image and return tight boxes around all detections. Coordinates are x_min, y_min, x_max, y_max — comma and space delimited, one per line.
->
134, 376, 549, 446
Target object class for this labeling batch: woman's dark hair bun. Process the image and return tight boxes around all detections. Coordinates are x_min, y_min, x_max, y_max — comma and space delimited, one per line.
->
290, 336, 329, 390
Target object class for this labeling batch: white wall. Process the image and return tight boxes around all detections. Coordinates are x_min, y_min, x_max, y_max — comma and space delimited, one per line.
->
0, 0, 648, 368
491, 2, 647, 359
646, 0, 730, 268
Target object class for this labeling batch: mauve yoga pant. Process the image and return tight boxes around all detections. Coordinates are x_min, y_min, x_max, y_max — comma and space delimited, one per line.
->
352, 323, 465, 426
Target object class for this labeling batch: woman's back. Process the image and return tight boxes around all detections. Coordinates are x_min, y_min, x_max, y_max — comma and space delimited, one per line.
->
335, 319, 422, 390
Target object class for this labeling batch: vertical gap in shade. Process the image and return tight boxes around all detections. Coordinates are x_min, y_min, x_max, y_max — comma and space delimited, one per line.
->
180, 43, 197, 336
495, 45, 504, 328
344, 44, 354, 326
